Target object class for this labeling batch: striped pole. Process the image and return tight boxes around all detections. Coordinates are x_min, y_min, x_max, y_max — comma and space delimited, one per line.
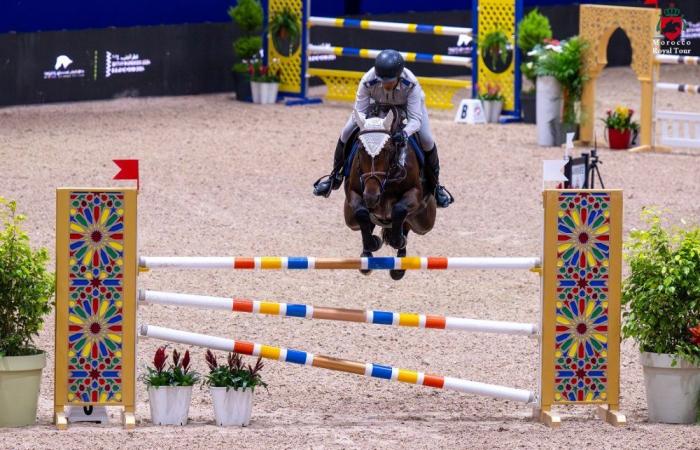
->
656, 82, 700, 94
655, 55, 700, 65
139, 256, 541, 270
140, 324, 535, 403
307, 45, 471, 67
140, 290, 539, 336
309, 16, 472, 37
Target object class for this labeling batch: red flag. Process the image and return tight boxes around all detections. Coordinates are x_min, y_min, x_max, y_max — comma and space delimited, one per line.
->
113, 159, 140, 190
644, 0, 659, 7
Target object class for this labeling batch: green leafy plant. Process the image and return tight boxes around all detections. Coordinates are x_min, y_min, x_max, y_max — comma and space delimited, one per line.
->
143, 346, 200, 387
477, 82, 505, 102
479, 30, 510, 68
517, 9, 552, 90
0, 198, 54, 358
601, 105, 640, 132
622, 209, 700, 366
228, 0, 264, 72
269, 7, 300, 41
204, 349, 267, 392
535, 36, 588, 125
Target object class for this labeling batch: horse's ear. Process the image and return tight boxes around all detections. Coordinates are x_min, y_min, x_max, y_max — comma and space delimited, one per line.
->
352, 109, 366, 130
382, 109, 394, 131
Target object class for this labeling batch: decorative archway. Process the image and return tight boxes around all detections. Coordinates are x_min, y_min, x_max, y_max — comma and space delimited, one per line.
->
579, 5, 659, 151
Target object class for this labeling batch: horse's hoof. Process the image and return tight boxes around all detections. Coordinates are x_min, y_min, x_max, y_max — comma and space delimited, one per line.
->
369, 235, 383, 252
390, 269, 406, 281
389, 235, 407, 250
360, 251, 373, 275
360, 269, 372, 276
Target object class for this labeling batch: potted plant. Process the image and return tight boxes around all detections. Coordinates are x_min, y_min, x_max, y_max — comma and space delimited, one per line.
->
0, 198, 54, 427
228, 0, 264, 102
143, 346, 200, 426
535, 36, 588, 146
478, 83, 504, 123
517, 9, 552, 123
622, 209, 700, 424
601, 106, 639, 150
204, 350, 267, 427
249, 59, 281, 104
269, 7, 301, 57
479, 30, 512, 74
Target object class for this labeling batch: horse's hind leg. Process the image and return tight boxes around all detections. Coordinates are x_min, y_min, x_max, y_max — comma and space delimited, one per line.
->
390, 228, 410, 281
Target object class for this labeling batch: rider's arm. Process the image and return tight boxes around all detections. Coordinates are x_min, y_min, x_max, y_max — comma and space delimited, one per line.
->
353, 72, 372, 115
403, 83, 423, 136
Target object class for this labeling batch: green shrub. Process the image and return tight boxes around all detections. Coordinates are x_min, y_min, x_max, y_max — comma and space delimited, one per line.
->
228, 0, 264, 71
517, 9, 552, 55
233, 36, 263, 61
622, 209, 700, 366
0, 198, 54, 357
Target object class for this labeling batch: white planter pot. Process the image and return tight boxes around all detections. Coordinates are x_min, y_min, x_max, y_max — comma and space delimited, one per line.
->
148, 386, 193, 426
259, 82, 279, 104
482, 100, 503, 123
641, 352, 700, 424
250, 81, 262, 104
211, 387, 254, 427
536, 75, 562, 146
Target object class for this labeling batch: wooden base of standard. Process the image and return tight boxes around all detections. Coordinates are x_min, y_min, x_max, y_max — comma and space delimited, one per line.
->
533, 407, 561, 428
597, 405, 627, 426
122, 410, 136, 429
54, 411, 68, 430
629, 144, 673, 153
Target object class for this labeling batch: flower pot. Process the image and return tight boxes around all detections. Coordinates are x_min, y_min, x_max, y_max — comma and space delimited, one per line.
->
233, 71, 252, 102
259, 82, 279, 104
520, 90, 536, 124
0, 352, 46, 427
641, 352, 700, 424
536, 76, 562, 146
210, 387, 254, 426
607, 128, 631, 150
556, 122, 579, 146
148, 386, 193, 426
250, 81, 263, 104
482, 100, 503, 123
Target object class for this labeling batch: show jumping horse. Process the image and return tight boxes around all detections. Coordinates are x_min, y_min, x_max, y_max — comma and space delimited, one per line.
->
343, 107, 436, 280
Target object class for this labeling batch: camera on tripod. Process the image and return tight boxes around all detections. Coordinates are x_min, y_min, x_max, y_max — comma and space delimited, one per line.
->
563, 140, 605, 189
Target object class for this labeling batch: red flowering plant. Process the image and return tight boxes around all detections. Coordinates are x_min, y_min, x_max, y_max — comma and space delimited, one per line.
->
477, 82, 505, 102
601, 105, 640, 132
142, 346, 200, 387
204, 349, 267, 392
622, 208, 700, 366
248, 58, 281, 83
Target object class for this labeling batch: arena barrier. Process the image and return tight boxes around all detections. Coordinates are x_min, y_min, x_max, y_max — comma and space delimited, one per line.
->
54, 188, 625, 429
264, 0, 522, 114
580, 4, 699, 152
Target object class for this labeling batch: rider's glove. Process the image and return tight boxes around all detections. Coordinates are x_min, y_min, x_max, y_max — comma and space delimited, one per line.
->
392, 131, 407, 146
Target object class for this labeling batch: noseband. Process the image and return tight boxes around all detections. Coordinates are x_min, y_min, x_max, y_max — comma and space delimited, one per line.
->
356, 129, 407, 195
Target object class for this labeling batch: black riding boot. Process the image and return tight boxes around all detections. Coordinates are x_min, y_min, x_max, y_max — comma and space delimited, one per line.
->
425, 145, 454, 208
313, 139, 345, 197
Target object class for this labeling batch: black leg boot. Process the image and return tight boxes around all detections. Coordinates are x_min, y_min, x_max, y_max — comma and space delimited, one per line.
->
313, 139, 346, 197
425, 145, 454, 208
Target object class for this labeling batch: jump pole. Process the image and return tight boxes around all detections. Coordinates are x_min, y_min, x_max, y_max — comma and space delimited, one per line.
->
54, 189, 625, 428
140, 324, 535, 403
139, 290, 539, 336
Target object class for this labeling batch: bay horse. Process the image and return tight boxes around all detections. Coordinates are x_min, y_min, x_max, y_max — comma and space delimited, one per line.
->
343, 107, 436, 280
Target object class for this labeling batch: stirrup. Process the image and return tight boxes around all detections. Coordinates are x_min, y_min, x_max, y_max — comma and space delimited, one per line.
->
313, 174, 334, 198
436, 185, 454, 207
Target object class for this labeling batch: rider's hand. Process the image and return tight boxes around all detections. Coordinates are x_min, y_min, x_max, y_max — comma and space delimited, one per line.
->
392, 131, 407, 146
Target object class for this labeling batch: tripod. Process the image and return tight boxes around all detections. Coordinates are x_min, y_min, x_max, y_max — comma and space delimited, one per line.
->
587, 144, 605, 189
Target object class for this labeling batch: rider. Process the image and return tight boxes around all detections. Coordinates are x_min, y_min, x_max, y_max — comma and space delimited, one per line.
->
312, 49, 454, 208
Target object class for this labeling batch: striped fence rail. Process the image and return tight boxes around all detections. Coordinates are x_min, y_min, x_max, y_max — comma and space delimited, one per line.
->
656, 82, 700, 94
308, 44, 471, 67
140, 290, 539, 336
138, 256, 541, 271
140, 324, 535, 403
309, 16, 472, 37
655, 55, 700, 65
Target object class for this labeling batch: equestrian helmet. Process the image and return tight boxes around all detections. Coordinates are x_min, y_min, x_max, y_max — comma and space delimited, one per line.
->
374, 49, 404, 82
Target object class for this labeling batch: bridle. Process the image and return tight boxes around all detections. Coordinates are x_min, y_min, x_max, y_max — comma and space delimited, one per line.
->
356, 128, 408, 195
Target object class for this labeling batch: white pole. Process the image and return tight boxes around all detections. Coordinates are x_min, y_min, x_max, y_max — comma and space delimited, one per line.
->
309, 16, 472, 37
443, 377, 534, 403
655, 54, 700, 65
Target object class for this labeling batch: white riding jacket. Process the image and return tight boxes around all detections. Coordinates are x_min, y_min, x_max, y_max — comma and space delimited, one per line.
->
354, 67, 425, 137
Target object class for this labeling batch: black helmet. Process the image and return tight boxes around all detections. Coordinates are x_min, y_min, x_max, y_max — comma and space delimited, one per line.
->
374, 50, 404, 82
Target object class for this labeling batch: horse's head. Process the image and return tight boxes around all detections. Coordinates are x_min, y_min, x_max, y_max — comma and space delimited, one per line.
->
352, 108, 401, 209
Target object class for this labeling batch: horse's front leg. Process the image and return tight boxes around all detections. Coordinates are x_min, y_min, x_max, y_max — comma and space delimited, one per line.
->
388, 187, 420, 250
348, 190, 382, 274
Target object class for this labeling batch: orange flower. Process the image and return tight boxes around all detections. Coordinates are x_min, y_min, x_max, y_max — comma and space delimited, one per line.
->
690, 323, 700, 345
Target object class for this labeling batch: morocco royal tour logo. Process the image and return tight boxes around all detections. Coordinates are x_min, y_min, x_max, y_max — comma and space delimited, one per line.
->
657, 4, 686, 41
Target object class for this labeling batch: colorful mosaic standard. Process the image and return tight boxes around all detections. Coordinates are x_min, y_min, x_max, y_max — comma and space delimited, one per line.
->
554, 192, 611, 403
141, 324, 535, 403
67, 192, 126, 403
